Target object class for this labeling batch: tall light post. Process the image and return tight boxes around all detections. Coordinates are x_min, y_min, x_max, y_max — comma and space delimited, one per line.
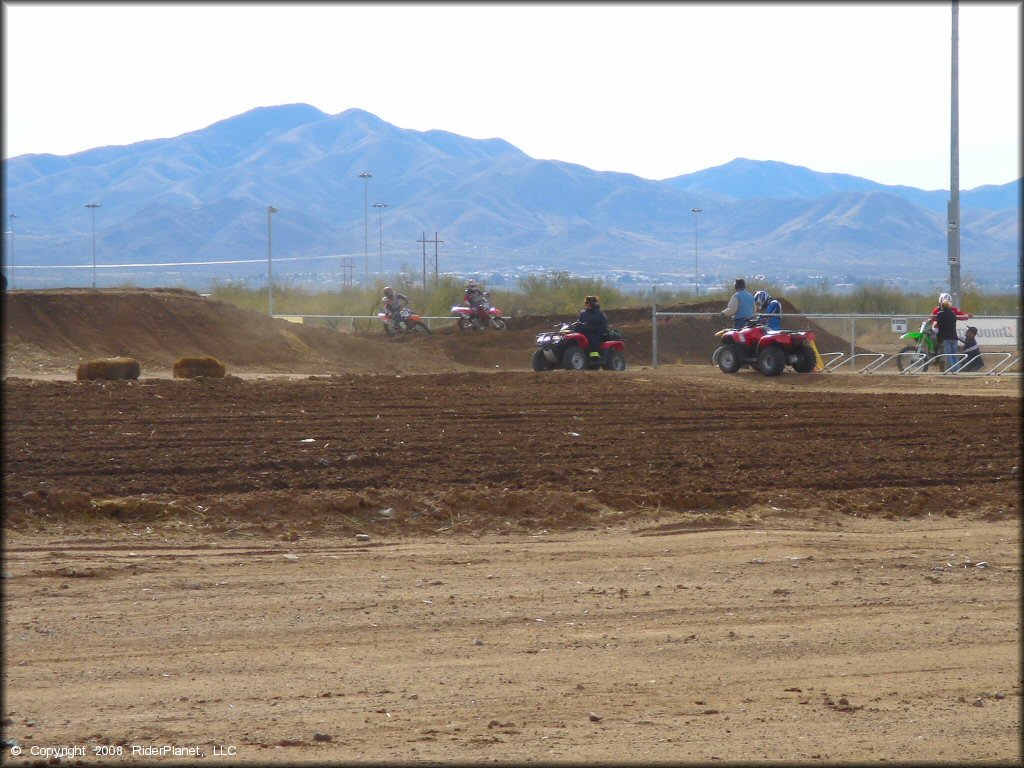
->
8, 213, 16, 289
358, 171, 372, 281
267, 205, 278, 316
947, 0, 961, 306
84, 203, 101, 289
691, 207, 702, 295
373, 202, 388, 280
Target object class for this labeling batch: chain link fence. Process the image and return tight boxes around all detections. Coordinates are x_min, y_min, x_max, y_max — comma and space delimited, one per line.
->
652, 311, 1022, 376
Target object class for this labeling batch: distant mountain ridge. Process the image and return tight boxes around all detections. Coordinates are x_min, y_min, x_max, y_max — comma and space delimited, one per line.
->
3, 103, 1019, 290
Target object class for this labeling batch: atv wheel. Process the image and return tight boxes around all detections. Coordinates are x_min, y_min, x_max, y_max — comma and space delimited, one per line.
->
410, 321, 431, 334
896, 345, 928, 372
792, 347, 816, 373
532, 349, 552, 371
490, 317, 508, 330
562, 346, 587, 371
757, 345, 787, 376
717, 344, 742, 374
605, 350, 626, 371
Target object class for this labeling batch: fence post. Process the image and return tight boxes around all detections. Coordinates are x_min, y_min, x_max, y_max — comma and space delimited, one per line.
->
850, 316, 856, 363
651, 285, 658, 368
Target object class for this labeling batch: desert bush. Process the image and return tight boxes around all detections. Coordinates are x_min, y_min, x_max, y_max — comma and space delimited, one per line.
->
173, 355, 227, 379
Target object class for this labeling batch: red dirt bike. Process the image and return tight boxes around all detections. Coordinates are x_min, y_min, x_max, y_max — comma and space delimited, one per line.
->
378, 307, 431, 336
714, 322, 817, 376
532, 322, 627, 371
451, 293, 508, 331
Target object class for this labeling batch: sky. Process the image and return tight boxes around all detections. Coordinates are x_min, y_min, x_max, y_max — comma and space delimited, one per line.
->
2, 1, 1020, 191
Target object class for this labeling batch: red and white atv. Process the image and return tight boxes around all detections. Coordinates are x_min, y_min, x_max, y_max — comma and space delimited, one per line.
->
533, 323, 627, 371
714, 323, 818, 376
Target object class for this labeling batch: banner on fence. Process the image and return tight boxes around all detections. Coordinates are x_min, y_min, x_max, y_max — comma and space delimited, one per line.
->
965, 318, 1018, 345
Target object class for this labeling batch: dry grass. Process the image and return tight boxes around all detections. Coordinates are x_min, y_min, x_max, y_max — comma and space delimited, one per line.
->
172, 355, 227, 379
75, 357, 141, 381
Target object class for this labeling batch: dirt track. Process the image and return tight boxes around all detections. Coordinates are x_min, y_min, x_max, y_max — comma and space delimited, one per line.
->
2, 289, 1021, 764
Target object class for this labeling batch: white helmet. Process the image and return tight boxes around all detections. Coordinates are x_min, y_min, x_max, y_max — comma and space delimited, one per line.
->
938, 292, 952, 305
467, 279, 478, 290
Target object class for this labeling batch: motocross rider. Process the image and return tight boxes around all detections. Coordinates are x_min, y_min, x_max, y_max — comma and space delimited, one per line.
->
381, 286, 409, 330
753, 290, 782, 331
930, 292, 971, 323
576, 295, 609, 359
464, 279, 487, 323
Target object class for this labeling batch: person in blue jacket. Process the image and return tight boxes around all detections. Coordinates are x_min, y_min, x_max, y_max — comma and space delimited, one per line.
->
576, 295, 609, 358
722, 278, 755, 329
754, 290, 783, 331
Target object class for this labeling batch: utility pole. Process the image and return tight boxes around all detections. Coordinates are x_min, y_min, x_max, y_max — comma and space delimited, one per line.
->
947, 0, 961, 305
341, 256, 355, 286
417, 231, 443, 287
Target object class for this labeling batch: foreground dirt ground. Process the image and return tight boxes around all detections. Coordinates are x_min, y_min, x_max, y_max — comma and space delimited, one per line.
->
2, 289, 1022, 763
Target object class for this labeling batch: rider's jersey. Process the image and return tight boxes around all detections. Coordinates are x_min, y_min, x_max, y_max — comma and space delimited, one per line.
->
758, 298, 782, 331
383, 293, 408, 316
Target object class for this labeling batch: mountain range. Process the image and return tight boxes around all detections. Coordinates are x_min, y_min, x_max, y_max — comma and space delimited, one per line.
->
3, 103, 1020, 291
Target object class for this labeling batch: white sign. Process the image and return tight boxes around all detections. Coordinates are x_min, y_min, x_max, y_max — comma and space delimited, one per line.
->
965, 318, 1018, 346
891, 318, 908, 333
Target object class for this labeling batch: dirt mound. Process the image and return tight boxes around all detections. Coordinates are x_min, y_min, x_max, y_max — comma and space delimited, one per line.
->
3, 289, 858, 377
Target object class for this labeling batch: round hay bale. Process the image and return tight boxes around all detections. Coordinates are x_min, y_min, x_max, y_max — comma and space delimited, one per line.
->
76, 356, 141, 381
173, 355, 227, 379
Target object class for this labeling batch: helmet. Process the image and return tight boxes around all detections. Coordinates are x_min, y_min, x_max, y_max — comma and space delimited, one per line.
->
753, 290, 770, 308
383, 286, 394, 299
938, 292, 952, 305
467, 279, 478, 290
585, 295, 599, 306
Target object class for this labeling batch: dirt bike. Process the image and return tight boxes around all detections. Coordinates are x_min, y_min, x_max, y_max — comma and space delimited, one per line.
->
896, 320, 944, 372
714, 321, 818, 376
451, 293, 508, 330
378, 307, 431, 336
532, 322, 626, 371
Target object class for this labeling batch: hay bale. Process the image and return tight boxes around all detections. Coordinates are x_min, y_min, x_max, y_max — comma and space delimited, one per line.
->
76, 356, 141, 381
173, 355, 226, 379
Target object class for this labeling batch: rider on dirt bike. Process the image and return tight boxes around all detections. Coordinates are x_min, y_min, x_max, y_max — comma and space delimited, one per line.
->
930, 292, 972, 324
381, 286, 409, 332
464, 280, 486, 319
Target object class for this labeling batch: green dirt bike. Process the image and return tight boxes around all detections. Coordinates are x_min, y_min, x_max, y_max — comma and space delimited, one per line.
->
896, 320, 945, 372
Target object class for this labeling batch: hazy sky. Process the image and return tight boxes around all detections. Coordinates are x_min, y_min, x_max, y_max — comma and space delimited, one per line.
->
2, 2, 1020, 190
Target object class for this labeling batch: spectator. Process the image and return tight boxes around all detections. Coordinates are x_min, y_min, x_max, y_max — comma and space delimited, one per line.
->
722, 278, 756, 330
753, 290, 783, 331
576, 295, 609, 359
932, 296, 960, 370
951, 325, 984, 373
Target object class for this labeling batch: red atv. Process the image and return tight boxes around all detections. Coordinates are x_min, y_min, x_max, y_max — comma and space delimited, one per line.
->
533, 323, 627, 371
714, 322, 817, 376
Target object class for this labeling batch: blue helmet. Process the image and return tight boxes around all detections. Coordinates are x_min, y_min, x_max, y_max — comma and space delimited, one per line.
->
753, 290, 771, 309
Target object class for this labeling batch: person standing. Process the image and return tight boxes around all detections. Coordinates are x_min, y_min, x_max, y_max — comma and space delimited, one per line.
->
722, 278, 755, 329
933, 296, 960, 371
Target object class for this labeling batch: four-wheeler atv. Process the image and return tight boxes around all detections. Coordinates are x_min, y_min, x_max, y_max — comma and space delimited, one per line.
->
533, 323, 627, 371
714, 322, 818, 376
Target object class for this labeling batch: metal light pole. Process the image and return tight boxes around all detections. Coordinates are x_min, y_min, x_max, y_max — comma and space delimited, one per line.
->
691, 207, 702, 295
267, 205, 278, 316
373, 202, 388, 280
947, 1, 961, 306
358, 172, 372, 281
85, 203, 101, 289
8, 213, 16, 289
